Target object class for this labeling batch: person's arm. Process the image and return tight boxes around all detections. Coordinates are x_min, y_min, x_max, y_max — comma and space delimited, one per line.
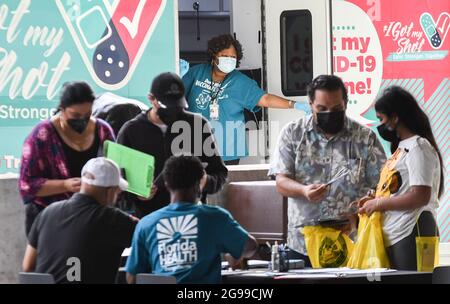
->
125, 223, 150, 284
19, 125, 78, 201
359, 186, 431, 216
22, 245, 37, 272
383, 186, 431, 210
19, 130, 47, 202
225, 235, 258, 269
219, 210, 258, 269
241, 235, 259, 259
360, 144, 436, 216
269, 123, 327, 202
275, 174, 302, 197
35, 179, 81, 197
257, 93, 294, 109
276, 174, 327, 202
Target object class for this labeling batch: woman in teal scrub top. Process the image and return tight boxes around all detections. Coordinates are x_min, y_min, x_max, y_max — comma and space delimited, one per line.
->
182, 34, 296, 165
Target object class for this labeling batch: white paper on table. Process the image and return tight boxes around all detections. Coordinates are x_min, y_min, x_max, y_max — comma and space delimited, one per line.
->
275, 273, 339, 279
275, 268, 397, 280
221, 270, 255, 276
336, 268, 397, 275
290, 267, 397, 275
221, 260, 269, 270
290, 268, 346, 274
122, 247, 131, 257
238, 272, 276, 277
248, 260, 270, 267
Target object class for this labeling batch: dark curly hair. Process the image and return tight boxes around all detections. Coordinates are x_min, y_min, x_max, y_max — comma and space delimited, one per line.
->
307, 75, 348, 104
163, 155, 204, 191
207, 34, 243, 68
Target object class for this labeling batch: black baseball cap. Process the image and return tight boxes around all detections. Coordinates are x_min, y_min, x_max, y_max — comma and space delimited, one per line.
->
150, 72, 188, 109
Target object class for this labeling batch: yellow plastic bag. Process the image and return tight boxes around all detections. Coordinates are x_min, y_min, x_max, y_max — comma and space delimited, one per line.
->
415, 217, 440, 272
416, 237, 439, 272
347, 212, 390, 269
302, 226, 354, 268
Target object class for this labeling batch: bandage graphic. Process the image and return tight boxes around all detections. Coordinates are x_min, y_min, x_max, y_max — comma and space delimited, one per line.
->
420, 12, 450, 49
421, 13, 442, 48
56, 0, 166, 89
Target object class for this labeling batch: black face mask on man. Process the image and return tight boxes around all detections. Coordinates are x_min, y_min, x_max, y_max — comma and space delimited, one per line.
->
377, 123, 398, 142
67, 117, 90, 134
157, 107, 183, 126
316, 110, 345, 134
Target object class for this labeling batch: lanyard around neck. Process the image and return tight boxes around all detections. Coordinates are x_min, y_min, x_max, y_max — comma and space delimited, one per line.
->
210, 72, 227, 103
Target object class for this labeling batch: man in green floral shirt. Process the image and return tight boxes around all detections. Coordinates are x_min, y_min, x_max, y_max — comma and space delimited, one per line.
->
269, 75, 386, 266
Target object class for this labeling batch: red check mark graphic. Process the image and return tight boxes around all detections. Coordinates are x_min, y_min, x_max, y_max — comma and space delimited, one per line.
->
112, 0, 164, 64
120, 0, 147, 39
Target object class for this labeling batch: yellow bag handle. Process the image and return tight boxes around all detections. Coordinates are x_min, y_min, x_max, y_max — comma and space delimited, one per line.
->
415, 212, 439, 272
415, 212, 438, 238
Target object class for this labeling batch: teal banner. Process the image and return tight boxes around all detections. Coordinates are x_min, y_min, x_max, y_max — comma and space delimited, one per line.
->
0, 0, 177, 175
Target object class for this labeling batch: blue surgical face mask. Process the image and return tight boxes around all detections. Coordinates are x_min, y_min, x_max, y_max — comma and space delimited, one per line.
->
216, 57, 237, 74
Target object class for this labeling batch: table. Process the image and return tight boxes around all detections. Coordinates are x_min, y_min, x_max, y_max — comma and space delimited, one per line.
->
221, 268, 432, 284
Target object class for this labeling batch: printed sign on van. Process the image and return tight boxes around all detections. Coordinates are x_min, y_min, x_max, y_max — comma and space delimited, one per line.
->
335, 0, 449, 241
0, 0, 177, 176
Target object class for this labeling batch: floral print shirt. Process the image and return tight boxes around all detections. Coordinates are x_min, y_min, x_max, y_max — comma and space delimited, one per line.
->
18, 119, 115, 207
269, 114, 386, 254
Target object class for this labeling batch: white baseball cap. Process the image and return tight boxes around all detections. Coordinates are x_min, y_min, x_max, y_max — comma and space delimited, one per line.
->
81, 157, 128, 191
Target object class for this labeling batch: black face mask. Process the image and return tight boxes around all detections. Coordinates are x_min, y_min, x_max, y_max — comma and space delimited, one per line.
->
316, 110, 345, 134
377, 123, 398, 142
67, 117, 90, 134
157, 107, 183, 125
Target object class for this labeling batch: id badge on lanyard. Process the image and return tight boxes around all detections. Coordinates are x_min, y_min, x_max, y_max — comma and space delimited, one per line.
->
210, 78, 224, 121
210, 101, 219, 120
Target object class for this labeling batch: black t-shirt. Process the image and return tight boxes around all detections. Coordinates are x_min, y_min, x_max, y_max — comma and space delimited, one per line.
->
28, 193, 137, 284
53, 124, 100, 177
116, 110, 228, 218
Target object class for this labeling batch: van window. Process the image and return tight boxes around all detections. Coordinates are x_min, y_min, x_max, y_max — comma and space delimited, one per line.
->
280, 10, 313, 96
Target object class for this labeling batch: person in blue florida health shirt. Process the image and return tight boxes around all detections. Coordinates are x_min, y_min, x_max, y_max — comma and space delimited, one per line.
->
183, 34, 299, 165
125, 155, 258, 284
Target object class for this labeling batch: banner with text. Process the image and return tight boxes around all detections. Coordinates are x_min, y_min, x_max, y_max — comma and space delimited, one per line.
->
0, 0, 177, 176
334, 0, 449, 241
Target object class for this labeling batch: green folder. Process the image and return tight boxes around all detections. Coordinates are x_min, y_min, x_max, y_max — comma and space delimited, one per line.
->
104, 140, 155, 198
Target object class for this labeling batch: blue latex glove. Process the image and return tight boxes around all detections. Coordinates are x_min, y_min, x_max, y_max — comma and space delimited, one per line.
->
294, 101, 312, 114
180, 59, 190, 77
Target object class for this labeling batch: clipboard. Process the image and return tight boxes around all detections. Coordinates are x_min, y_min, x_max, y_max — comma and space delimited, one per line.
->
104, 140, 155, 198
